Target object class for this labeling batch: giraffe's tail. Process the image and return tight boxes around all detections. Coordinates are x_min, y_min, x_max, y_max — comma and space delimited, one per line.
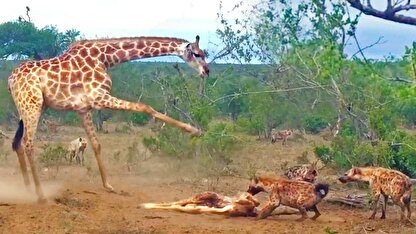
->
12, 120, 24, 151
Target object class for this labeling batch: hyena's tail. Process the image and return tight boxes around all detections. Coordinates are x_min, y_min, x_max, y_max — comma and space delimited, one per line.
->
12, 120, 24, 151
315, 183, 329, 199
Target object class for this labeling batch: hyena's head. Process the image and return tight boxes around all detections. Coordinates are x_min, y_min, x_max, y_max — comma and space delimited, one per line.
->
78, 137, 88, 149
338, 167, 363, 183
247, 177, 266, 196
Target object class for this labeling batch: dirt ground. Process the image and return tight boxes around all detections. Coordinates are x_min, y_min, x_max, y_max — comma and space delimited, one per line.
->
0, 124, 415, 234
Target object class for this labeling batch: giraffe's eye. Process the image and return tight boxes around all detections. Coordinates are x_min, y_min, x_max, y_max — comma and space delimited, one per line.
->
192, 52, 201, 58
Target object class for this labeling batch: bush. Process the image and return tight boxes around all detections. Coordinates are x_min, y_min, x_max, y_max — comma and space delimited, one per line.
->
38, 144, 68, 167
130, 112, 150, 126
302, 115, 327, 134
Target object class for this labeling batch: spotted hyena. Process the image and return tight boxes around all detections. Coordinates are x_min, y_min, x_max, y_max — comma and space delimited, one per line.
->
68, 137, 88, 165
339, 167, 412, 220
247, 176, 329, 220
284, 161, 319, 183
271, 128, 293, 145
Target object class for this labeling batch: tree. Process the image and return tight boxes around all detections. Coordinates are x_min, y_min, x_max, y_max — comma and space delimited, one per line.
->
346, 0, 416, 26
0, 21, 81, 60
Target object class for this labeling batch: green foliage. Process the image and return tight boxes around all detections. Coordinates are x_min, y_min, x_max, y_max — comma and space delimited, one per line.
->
130, 113, 150, 126
0, 21, 80, 59
38, 144, 68, 168
302, 115, 327, 134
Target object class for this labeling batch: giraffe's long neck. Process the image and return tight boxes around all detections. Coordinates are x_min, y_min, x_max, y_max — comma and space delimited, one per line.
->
66, 37, 188, 68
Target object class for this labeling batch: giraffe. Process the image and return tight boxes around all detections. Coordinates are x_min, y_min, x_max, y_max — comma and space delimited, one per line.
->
8, 35, 209, 203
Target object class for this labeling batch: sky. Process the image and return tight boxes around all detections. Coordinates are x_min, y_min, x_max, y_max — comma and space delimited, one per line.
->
0, 0, 416, 62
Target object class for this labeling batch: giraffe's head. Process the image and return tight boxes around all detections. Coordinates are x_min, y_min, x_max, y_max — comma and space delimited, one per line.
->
179, 35, 209, 78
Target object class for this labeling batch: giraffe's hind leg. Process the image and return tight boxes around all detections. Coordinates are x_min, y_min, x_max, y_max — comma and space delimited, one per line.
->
78, 111, 113, 192
12, 88, 46, 203
13, 120, 30, 189
94, 94, 201, 136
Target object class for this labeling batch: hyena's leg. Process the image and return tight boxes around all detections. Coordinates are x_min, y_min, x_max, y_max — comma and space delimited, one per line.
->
78, 111, 113, 192
310, 205, 321, 220
257, 192, 281, 219
381, 194, 388, 219
400, 190, 412, 220
369, 193, 381, 219
296, 207, 308, 221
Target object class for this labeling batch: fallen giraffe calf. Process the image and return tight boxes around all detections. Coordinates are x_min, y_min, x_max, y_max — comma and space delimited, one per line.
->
142, 191, 260, 217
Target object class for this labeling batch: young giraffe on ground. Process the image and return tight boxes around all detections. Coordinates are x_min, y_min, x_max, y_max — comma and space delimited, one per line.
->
8, 36, 209, 202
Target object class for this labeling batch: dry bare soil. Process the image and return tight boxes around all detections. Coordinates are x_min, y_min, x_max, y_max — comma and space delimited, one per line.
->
0, 124, 415, 234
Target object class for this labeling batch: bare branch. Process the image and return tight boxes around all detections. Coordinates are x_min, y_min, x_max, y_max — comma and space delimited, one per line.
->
347, 0, 416, 25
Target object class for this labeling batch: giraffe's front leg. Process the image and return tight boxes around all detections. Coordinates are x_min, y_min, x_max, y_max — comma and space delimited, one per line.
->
94, 94, 202, 136
78, 111, 114, 192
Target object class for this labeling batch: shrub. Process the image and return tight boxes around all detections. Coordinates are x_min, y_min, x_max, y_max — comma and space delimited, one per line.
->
38, 144, 68, 167
302, 115, 327, 134
130, 112, 150, 126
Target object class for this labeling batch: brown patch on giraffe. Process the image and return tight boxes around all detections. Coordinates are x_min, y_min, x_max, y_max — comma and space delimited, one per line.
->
116, 50, 126, 59
48, 72, 59, 82
95, 72, 106, 83
84, 42, 93, 48
79, 65, 89, 73
26, 63, 35, 69
105, 55, 113, 63
46, 80, 54, 87
61, 61, 70, 71
85, 57, 96, 68
128, 49, 139, 58
74, 56, 84, 66
144, 47, 150, 53
145, 40, 153, 47
160, 47, 168, 54
122, 43, 135, 50
60, 71, 70, 83
98, 54, 105, 62
79, 48, 88, 58
51, 65, 61, 74
89, 47, 100, 57
91, 81, 100, 89
41, 63, 50, 70
51, 83, 59, 92
84, 71, 93, 82
139, 51, 145, 57
152, 42, 161, 48
113, 56, 120, 64
70, 83, 84, 94
153, 50, 160, 56
137, 41, 145, 49
105, 46, 117, 54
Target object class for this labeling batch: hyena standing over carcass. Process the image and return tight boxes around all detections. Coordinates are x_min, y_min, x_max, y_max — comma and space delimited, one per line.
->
271, 128, 293, 145
68, 137, 88, 165
247, 176, 329, 220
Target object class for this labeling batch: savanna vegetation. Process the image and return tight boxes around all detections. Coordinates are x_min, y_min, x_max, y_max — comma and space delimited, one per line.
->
1, 0, 416, 177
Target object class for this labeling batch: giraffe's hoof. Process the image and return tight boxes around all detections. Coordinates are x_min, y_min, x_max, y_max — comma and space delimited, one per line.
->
104, 183, 115, 192
185, 125, 203, 136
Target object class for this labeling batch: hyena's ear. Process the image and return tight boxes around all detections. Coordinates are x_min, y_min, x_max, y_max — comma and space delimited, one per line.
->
79, 137, 82, 142
351, 167, 361, 175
